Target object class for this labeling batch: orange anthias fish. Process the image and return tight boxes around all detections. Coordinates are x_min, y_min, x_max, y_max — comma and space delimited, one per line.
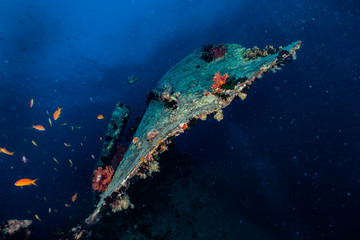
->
71, 193, 77, 202
32, 125, 45, 131
0, 147, 14, 155
14, 178, 37, 187
53, 107, 62, 120
30, 99, 34, 108
97, 114, 104, 119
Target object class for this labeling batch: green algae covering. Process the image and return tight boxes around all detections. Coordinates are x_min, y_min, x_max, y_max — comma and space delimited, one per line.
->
71, 40, 302, 238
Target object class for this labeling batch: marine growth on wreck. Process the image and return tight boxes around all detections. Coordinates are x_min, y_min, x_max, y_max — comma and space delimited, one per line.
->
69, 40, 302, 239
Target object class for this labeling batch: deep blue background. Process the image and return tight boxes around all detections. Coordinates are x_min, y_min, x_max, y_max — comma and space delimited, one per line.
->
1, 0, 359, 239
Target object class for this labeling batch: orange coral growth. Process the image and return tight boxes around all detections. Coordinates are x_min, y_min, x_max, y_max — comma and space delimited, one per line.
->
211, 72, 229, 93
92, 166, 114, 192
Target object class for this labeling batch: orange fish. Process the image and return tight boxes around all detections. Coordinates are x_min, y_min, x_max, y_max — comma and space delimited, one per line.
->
71, 193, 77, 202
32, 125, 45, 131
53, 107, 62, 120
30, 99, 34, 108
97, 115, 104, 119
14, 178, 37, 187
0, 147, 14, 155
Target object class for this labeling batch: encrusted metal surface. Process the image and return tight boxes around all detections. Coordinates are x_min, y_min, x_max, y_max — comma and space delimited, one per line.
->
85, 40, 302, 225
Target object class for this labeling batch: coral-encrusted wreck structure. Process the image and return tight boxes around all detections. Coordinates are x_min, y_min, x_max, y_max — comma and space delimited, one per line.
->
69, 40, 302, 239
0, 219, 32, 240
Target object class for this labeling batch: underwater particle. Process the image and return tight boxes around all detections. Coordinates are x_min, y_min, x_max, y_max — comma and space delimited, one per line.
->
97, 115, 104, 119
127, 75, 138, 84
48, 118, 52, 127
64, 142, 71, 147
65, 203, 71, 207
214, 109, 224, 122
147, 129, 159, 142
31, 140, 37, 147
92, 166, 114, 192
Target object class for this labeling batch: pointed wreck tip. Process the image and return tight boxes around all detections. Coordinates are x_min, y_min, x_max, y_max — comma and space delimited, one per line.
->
295, 40, 302, 49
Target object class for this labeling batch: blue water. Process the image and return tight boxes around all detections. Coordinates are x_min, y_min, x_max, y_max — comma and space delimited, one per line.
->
1, 0, 359, 239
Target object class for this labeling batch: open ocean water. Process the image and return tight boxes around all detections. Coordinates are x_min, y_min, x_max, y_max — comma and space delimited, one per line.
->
0, 0, 359, 239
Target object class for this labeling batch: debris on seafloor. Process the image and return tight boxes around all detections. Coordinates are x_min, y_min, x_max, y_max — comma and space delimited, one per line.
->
0, 219, 32, 240
68, 40, 302, 239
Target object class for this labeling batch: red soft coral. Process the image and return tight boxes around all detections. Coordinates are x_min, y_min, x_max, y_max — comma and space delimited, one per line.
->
201, 44, 227, 63
211, 72, 229, 93
210, 44, 227, 59
92, 166, 114, 192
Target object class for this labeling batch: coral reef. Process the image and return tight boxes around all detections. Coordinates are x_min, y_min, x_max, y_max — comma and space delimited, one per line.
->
109, 194, 134, 213
92, 166, 114, 192
243, 45, 279, 60
0, 219, 32, 240
214, 109, 224, 122
201, 44, 227, 63
147, 129, 160, 142
146, 85, 180, 110
211, 72, 229, 93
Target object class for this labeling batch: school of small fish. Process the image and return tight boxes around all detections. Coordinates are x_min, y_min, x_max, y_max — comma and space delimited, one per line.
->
2, 98, 107, 224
